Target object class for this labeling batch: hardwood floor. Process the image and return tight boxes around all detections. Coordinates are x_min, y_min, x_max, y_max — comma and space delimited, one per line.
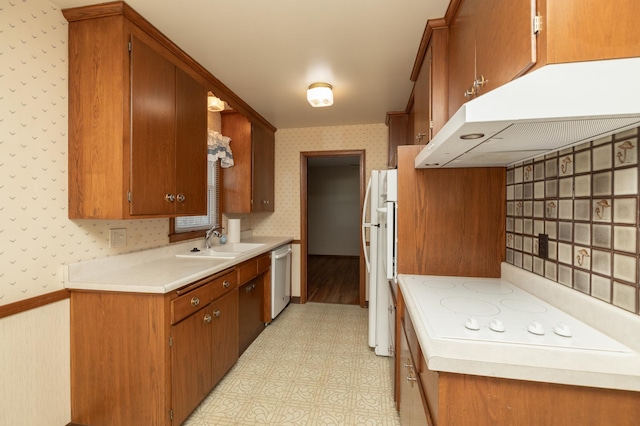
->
307, 255, 360, 305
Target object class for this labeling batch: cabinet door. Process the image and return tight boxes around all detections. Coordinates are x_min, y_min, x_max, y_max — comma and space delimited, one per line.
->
447, 0, 478, 117
175, 67, 208, 215
399, 326, 431, 425
448, 0, 536, 117
171, 304, 213, 426
130, 35, 176, 215
221, 112, 253, 213
252, 124, 275, 212
211, 289, 239, 385
413, 46, 431, 144
238, 278, 265, 354
475, 0, 536, 96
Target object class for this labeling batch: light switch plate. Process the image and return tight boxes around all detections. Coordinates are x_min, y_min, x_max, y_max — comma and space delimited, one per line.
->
109, 228, 127, 248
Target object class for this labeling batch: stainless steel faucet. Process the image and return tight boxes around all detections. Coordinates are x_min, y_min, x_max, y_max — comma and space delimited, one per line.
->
204, 226, 222, 248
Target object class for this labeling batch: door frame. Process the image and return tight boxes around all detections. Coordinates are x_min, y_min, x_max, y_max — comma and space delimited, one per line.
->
299, 150, 366, 307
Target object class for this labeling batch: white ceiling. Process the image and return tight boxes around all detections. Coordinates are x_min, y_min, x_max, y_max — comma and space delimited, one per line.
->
53, 0, 449, 129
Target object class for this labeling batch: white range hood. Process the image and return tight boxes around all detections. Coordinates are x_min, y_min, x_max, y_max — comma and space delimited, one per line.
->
415, 57, 640, 168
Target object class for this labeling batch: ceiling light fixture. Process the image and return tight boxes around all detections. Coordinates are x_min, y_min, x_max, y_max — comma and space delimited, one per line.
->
207, 95, 225, 112
307, 82, 333, 107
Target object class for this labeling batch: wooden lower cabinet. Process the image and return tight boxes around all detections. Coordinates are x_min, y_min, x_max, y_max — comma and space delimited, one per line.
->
397, 288, 640, 426
238, 277, 265, 355
399, 323, 432, 426
171, 289, 238, 426
70, 267, 242, 426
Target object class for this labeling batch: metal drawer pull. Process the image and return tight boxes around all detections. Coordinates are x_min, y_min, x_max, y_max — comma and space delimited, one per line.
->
176, 193, 186, 203
165, 193, 175, 202
203, 314, 212, 324
213, 310, 221, 318
223, 280, 230, 288
191, 297, 200, 307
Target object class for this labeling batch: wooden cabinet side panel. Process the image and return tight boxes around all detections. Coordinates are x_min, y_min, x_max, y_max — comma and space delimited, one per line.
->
386, 113, 408, 168
545, 0, 640, 64
221, 113, 253, 213
175, 66, 208, 215
67, 17, 127, 219
397, 146, 505, 277
438, 372, 640, 426
70, 292, 169, 426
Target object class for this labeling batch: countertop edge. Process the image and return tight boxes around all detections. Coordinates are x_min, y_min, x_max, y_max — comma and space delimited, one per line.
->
399, 274, 640, 393
64, 236, 293, 294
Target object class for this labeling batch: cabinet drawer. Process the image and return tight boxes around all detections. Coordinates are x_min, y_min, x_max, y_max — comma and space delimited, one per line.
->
237, 259, 258, 285
171, 283, 212, 324
211, 269, 237, 300
256, 253, 270, 275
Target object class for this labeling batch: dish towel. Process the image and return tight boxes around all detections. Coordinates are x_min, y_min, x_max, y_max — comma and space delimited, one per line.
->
207, 130, 234, 168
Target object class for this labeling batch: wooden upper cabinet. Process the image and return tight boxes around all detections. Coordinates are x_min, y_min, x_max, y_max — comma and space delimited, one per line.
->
412, 24, 448, 143
447, 0, 536, 117
175, 67, 208, 215
222, 112, 275, 213
386, 112, 408, 169
538, 0, 640, 66
65, 4, 207, 219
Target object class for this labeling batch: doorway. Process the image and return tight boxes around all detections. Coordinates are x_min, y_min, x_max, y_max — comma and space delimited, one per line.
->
300, 150, 366, 307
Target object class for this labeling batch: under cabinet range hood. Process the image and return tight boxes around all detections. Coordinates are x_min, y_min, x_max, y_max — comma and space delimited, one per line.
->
415, 57, 640, 168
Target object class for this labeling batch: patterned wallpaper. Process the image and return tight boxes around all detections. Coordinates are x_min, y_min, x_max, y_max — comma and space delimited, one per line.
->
0, 0, 389, 305
0, 0, 170, 305
251, 125, 389, 238
506, 127, 640, 315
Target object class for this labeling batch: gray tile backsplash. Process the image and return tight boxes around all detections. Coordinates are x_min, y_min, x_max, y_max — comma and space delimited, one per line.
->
506, 128, 640, 315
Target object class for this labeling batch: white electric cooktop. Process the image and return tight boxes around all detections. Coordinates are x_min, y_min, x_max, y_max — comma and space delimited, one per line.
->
401, 275, 631, 353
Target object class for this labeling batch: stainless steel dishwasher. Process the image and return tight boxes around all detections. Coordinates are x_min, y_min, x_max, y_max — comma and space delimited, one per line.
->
271, 244, 292, 319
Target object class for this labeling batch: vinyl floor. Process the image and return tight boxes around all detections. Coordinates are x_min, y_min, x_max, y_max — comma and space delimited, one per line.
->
183, 302, 399, 425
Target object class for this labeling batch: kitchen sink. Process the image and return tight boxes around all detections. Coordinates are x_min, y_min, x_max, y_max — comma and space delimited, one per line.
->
176, 243, 265, 259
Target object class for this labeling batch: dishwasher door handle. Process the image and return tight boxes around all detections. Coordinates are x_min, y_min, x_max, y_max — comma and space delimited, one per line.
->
274, 248, 292, 260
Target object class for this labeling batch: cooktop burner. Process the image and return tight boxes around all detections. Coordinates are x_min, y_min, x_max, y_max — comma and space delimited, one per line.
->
400, 275, 631, 353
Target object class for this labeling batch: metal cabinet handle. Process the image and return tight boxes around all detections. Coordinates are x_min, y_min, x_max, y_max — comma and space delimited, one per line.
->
474, 74, 488, 88
165, 193, 176, 202
213, 309, 221, 318
416, 132, 427, 141
191, 297, 200, 307
223, 280, 230, 288
203, 314, 212, 324
176, 193, 186, 203
464, 85, 476, 99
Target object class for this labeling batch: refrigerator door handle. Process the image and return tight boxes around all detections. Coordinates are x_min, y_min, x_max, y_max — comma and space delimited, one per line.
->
361, 176, 372, 273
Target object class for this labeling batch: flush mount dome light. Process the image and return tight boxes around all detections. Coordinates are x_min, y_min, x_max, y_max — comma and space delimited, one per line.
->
307, 82, 333, 107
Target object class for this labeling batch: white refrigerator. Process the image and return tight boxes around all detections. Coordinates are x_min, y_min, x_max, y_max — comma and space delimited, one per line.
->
362, 169, 397, 357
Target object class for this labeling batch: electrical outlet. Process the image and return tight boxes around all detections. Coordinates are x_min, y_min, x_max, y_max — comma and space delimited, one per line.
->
109, 228, 127, 248
538, 233, 548, 259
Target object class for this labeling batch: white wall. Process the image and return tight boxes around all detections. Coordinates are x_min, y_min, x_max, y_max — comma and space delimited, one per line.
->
308, 165, 361, 256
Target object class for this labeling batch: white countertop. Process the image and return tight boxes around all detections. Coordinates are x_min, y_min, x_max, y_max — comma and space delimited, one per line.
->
398, 263, 640, 392
64, 236, 293, 294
